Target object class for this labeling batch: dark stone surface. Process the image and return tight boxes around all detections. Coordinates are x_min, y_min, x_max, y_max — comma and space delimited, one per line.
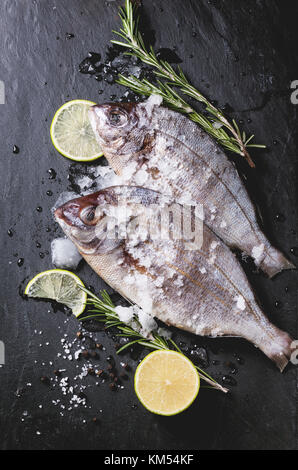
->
0, 0, 297, 450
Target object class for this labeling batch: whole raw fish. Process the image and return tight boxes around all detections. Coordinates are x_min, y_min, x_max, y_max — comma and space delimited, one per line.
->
88, 96, 294, 278
55, 186, 294, 371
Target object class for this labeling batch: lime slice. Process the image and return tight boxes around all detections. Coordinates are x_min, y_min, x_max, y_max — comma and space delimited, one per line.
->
134, 350, 200, 416
50, 99, 103, 161
24, 269, 87, 317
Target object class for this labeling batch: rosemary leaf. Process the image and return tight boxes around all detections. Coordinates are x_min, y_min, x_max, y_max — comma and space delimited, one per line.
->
112, 0, 266, 167
78, 287, 228, 394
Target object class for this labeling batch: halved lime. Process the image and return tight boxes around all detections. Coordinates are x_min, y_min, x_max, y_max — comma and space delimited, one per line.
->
50, 99, 103, 161
24, 269, 87, 317
134, 350, 200, 416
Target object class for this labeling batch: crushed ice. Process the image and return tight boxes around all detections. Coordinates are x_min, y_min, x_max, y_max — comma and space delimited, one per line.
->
51, 238, 82, 269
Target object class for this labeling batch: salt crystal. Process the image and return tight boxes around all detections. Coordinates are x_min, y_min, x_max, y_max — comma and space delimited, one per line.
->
134, 168, 148, 185
252, 243, 265, 264
122, 161, 138, 181
115, 306, 134, 324
157, 327, 172, 339
234, 295, 246, 311
142, 94, 163, 116
137, 309, 157, 337
210, 241, 219, 251
52, 191, 78, 215
76, 175, 93, 191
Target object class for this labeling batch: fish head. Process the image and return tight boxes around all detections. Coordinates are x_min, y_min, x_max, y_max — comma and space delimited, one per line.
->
88, 95, 162, 171
54, 185, 170, 257
54, 189, 121, 256
89, 102, 141, 155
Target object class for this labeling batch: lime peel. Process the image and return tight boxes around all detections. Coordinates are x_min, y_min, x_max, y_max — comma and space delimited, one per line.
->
25, 269, 87, 317
50, 99, 103, 162
134, 350, 200, 416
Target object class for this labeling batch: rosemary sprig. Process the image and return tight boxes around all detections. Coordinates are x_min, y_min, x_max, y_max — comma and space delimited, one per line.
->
79, 287, 228, 394
112, 0, 266, 168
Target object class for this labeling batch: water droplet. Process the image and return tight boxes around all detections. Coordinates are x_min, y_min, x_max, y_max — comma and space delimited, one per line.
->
275, 213, 285, 222
13, 145, 20, 154
36, 206, 42, 212
36, 242, 41, 248
17, 258, 24, 267
46, 190, 53, 196
275, 300, 282, 309
7, 229, 13, 237
39, 252, 45, 259
48, 168, 56, 180
65, 33, 74, 40
290, 247, 298, 257
233, 354, 245, 365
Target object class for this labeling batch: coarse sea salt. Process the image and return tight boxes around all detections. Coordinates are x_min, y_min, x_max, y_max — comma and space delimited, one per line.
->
234, 295, 246, 311
115, 305, 134, 324
114, 303, 159, 338
134, 168, 148, 185
142, 94, 163, 116
51, 238, 82, 270
252, 243, 265, 263
137, 309, 158, 337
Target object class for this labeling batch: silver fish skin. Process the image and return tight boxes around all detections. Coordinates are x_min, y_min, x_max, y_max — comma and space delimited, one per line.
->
55, 186, 294, 372
88, 96, 294, 278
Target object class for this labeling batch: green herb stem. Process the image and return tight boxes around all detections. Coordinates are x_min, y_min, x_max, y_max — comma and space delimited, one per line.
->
112, 0, 266, 167
79, 287, 228, 394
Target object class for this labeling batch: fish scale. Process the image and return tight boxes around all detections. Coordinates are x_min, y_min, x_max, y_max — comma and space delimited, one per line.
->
88, 96, 295, 277
55, 186, 295, 371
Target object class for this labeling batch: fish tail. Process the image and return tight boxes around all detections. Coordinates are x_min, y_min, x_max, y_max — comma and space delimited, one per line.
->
260, 328, 294, 372
259, 247, 295, 278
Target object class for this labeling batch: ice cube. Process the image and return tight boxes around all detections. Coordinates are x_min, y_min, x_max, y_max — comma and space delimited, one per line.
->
51, 238, 82, 270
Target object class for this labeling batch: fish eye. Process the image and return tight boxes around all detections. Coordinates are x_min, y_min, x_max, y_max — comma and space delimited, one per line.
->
108, 110, 128, 127
80, 206, 98, 225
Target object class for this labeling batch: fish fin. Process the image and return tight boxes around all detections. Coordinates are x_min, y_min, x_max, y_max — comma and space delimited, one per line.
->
260, 330, 294, 372
259, 247, 295, 278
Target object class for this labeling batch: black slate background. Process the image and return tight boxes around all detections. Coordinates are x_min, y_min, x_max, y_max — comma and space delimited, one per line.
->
0, 0, 298, 450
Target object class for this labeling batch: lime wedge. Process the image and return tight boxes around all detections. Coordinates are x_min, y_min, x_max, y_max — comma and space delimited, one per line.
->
134, 350, 200, 416
24, 269, 87, 317
50, 99, 103, 161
